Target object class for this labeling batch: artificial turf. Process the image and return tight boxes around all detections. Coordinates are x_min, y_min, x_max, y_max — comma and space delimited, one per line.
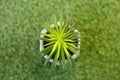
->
0, 0, 120, 80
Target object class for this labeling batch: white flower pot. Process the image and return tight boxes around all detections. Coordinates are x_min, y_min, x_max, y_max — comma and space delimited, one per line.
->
40, 24, 80, 65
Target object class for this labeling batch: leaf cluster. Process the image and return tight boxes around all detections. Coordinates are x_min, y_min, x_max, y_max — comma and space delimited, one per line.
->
41, 23, 79, 69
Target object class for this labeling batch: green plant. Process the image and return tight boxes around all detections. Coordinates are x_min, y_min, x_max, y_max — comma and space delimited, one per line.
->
41, 22, 80, 69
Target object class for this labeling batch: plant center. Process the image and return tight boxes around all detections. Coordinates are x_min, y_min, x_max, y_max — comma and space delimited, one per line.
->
57, 33, 64, 43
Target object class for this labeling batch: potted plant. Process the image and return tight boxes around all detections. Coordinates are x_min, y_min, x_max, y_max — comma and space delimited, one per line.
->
40, 22, 80, 69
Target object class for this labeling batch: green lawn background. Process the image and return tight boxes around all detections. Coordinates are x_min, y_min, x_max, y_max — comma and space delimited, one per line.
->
0, 0, 120, 80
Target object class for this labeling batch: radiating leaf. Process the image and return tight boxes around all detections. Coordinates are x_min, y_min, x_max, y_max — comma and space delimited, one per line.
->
44, 41, 59, 65
63, 46, 72, 65
51, 43, 60, 69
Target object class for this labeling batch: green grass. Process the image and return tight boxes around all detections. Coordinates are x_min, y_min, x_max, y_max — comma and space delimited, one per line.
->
0, 0, 120, 80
